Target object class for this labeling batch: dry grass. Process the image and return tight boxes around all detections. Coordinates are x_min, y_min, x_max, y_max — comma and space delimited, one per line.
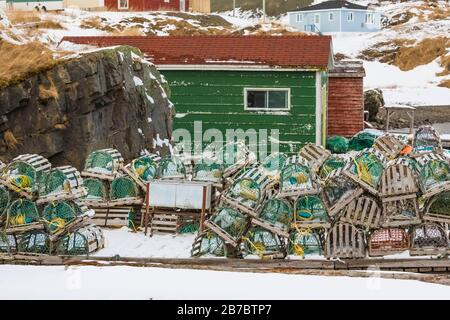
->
5, 10, 41, 24
37, 20, 65, 29
109, 27, 143, 36
439, 79, 450, 89
437, 54, 450, 77
80, 16, 104, 29
38, 78, 59, 101
0, 41, 59, 88
3, 130, 20, 150
394, 37, 449, 71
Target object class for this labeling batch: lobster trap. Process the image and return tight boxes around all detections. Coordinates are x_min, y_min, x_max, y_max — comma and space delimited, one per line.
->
424, 191, 450, 224
339, 195, 382, 230
82, 148, 124, 181
251, 198, 292, 238
294, 195, 330, 229
37, 166, 86, 204
318, 156, 348, 180
191, 231, 231, 258
322, 168, 364, 217
0, 154, 51, 199
288, 229, 324, 257
0, 233, 17, 254
373, 134, 407, 160
344, 148, 386, 195
192, 159, 223, 185
416, 153, 450, 199
57, 224, 105, 256
81, 178, 109, 207
122, 154, 161, 191
109, 176, 143, 206
379, 158, 419, 198
221, 167, 272, 217
17, 230, 51, 255
325, 223, 366, 259
368, 228, 409, 257
260, 152, 287, 184
204, 206, 249, 247
381, 196, 421, 227
278, 155, 320, 198
242, 227, 287, 259
299, 144, 331, 172
6, 199, 43, 233
158, 156, 186, 180
412, 125, 443, 156
0, 186, 11, 224
410, 223, 449, 256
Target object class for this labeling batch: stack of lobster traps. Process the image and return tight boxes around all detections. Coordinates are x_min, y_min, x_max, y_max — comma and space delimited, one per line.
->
0, 154, 104, 257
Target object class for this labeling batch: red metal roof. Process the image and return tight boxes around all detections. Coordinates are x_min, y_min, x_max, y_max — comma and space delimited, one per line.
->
61, 35, 333, 69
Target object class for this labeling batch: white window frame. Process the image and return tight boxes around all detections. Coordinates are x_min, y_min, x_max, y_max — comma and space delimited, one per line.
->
243, 88, 291, 111
314, 14, 320, 24
164, 0, 170, 3
347, 12, 354, 21
296, 13, 303, 22
329, 12, 334, 21
118, 0, 128, 9
365, 13, 374, 24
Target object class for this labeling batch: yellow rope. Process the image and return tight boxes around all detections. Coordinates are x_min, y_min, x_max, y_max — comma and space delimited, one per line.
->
242, 236, 265, 258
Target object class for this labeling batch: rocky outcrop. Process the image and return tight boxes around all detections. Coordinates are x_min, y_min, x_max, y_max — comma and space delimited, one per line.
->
0, 46, 174, 169
364, 88, 385, 122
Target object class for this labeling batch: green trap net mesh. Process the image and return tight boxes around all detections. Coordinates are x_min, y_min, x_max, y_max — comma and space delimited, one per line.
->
0, 233, 16, 253
418, 158, 450, 192
0, 186, 10, 218
428, 191, 450, 216
4, 161, 37, 192
210, 207, 247, 240
39, 169, 71, 197
243, 227, 284, 257
260, 153, 287, 181
413, 126, 441, 153
110, 177, 139, 200
7, 199, 40, 228
179, 222, 200, 234
288, 230, 322, 256
193, 159, 223, 182
349, 151, 384, 189
295, 195, 329, 224
324, 174, 358, 207
326, 136, 349, 154
57, 225, 103, 256
83, 178, 107, 200
281, 163, 313, 192
131, 156, 158, 182
194, 232, 227, 257
18, 230, 50, 254
158, 156, 186, 179
319, 156, 347, 179
85, 150, 114, 174
258, 199, 292, 232
229, 178, 261, 209
349, 131, 378, 151
42, 202, 76, 234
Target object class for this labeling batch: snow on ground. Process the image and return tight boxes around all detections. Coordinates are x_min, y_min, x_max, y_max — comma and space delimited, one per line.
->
1, 265, 450, 299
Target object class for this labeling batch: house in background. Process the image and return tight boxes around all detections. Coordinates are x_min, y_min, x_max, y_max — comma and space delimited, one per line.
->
5, 0, 64, 11
104, 0, 188, 11
288, 0, 381, 33
190, 0, 209, 13
63, 0, 104, 10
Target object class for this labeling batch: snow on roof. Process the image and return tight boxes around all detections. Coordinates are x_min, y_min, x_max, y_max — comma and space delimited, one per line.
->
290, 0, 369, 12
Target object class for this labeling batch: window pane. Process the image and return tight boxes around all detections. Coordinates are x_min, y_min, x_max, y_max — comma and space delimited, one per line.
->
268, 91, 287, 109
247, 91, 266, 109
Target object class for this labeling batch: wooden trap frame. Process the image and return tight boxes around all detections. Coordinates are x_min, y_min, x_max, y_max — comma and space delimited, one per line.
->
339, 195, 382, 230
82, 148, 124, 181
251, 198, 292, 238
37, 166, 86, 204
293, 195, 331, 229
412, 125, 443, 156
424, 191, 450, 224
325, 222, 366, 259
241, 227, 287, 259
416, 153, 450, 199
373, 134, 407, 160
122, 154, 161, 192
299, 143, 331, 173
410, 223, 449, 256
277, 155, 320, 198
368, 228, 409, 257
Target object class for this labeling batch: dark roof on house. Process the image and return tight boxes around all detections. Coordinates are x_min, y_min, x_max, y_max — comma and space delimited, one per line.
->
292, 0, 368, 12
61, 35, 333, 69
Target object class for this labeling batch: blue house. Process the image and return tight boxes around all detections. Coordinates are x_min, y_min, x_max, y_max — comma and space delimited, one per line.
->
288, 0, 381, 33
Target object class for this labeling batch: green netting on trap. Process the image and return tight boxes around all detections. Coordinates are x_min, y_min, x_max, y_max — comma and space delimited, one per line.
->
127, 208, 140, 231
0, 233, 16, 253
319, 156, 347, 179
158, 156, 186, 179
324, 174, 358, 207
194, 232, 227, 257
280, 163, 314, 192
210, 207, 248, 240
39, 169, 67, 197
242, 227, 284, 257
83, 178, 107, 200
260, 153, 287, 181
326, 136, 349, 154
131, 155, 158, 182
84, 150, 115, 174
57, 225, 104, 256
288, 230, 322, 256
428, 191, 450, 216
418, 158, 450, 193
229, 178, 261, 209
0, 186, 10, 218
110, 177, 139, 200
179, 222, 200, 234
4, 161, 37, 192
295, 196, 329, 224
349, 131, 378, 151
7, 199, 40, 228
258, 199, 292, 232
413, 126, 441, 154
18, 230, 50, 254
193, 159, 223, 182
349, 151, 384, 189
42, 202, 76, 234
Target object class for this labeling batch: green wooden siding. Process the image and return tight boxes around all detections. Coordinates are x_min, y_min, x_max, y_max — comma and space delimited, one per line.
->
162, 70, 318, 158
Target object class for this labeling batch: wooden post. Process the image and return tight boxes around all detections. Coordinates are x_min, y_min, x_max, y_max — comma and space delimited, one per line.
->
385, 110, 390, 133
262, 0, 266, 23
233, 0, 236, 16
200, 185, 207, 232
144, 182, 150, 236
